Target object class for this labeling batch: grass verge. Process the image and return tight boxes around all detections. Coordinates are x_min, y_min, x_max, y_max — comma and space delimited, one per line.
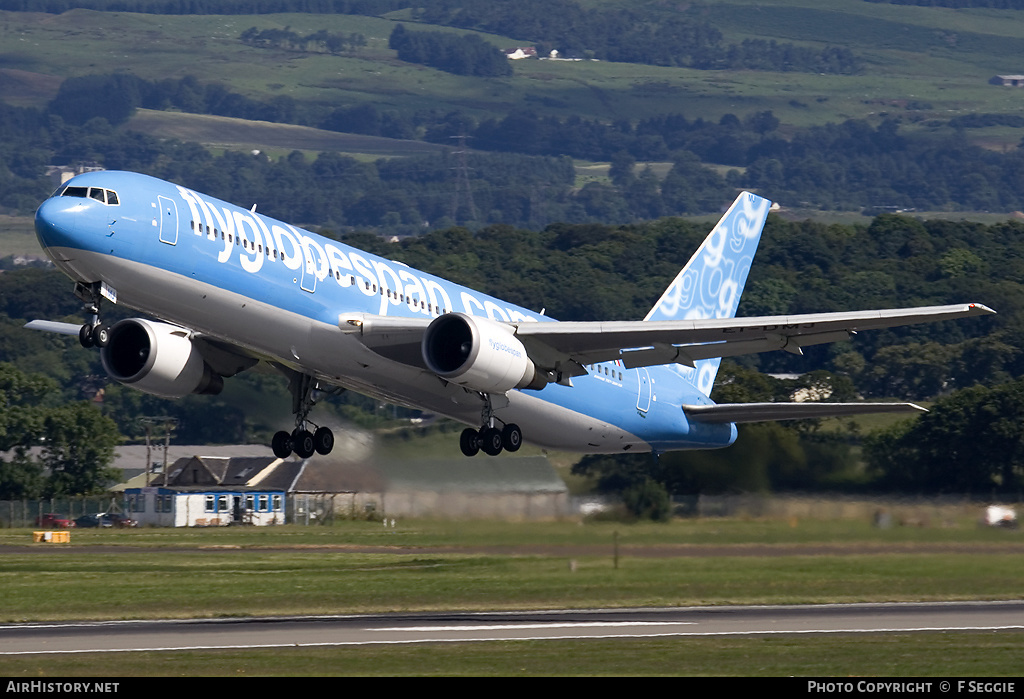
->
0, 633, 1021, 676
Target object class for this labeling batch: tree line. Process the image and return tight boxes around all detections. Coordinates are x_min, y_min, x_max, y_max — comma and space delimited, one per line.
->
12, 72, 1024, 224
411, 0, 862, 73
240, 25, 367, 54
388, 24, 512, 77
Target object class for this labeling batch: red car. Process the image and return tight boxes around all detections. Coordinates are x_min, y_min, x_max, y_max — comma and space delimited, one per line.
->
35, 513, 75, 528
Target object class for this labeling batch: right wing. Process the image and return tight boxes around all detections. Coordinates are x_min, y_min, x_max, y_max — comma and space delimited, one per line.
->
336, 303, 995, 384
512, 303, 996, 371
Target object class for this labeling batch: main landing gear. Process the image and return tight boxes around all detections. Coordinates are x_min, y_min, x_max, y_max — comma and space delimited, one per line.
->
459, 394, 522, 457
272, 372, 337, 460
459, 422, 522, 457
75, 282, 110, 349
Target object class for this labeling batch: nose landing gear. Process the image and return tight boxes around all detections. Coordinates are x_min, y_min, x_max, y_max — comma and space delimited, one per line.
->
74, 282, 111, 349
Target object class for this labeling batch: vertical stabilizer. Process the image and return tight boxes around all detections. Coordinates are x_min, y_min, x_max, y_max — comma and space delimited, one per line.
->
646, 191, 771, 396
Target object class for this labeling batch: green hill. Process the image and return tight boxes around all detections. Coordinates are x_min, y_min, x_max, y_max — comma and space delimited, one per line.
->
4, 2, 1024, 132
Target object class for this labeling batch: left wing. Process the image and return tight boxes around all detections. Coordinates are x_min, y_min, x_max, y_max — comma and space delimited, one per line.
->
683, 401, 926, 424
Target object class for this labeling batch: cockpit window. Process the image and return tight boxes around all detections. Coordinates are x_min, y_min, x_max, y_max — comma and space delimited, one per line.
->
60, 186, 120, 206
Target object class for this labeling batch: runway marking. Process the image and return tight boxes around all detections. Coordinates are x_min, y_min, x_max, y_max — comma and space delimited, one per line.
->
373, 622, 691, 631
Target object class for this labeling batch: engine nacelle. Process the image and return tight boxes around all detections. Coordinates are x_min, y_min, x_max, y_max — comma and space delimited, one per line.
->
422, 313, 546, 393
100, 319, 223, 398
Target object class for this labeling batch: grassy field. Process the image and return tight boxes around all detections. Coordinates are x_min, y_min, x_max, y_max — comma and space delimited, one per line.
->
1, 519, 1022, 622
125, 109, 452, 158
1, 633, 1022, 676
0, 519, 1022, 675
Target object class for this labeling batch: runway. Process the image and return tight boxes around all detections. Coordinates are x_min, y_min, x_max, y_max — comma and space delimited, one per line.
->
2, 601, 1022, 655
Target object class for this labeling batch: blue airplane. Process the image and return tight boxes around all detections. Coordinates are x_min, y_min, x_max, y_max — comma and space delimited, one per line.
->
29, 171, 994, 459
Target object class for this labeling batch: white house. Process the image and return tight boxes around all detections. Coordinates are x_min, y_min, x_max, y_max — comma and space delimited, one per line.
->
123, 455, 289, 526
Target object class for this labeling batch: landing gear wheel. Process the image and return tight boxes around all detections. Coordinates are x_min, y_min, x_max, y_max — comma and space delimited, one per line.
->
480, 427, 504, 456
313, 426, 334, 455
91, 323, 110, 348
292, 429, 315, 459
272, 431, 293, 459
460, 428, 480, 457
501, 423, 522, 452
79, 323, 95, 349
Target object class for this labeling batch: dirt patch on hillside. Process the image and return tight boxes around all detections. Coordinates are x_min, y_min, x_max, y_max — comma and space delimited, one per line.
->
0, 69, 61, 107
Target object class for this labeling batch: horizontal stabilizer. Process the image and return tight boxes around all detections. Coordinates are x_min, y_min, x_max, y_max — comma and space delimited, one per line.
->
684, 401, 926, 424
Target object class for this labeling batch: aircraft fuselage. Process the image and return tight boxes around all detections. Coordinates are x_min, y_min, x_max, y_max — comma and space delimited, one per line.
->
35, 171, 734, 454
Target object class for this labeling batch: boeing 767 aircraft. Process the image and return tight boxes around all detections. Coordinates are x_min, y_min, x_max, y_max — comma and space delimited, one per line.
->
28, 171, 993, 459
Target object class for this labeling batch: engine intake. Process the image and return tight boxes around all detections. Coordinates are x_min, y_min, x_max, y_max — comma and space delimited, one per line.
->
100, 319, 223, 398
422, 313, 546, 393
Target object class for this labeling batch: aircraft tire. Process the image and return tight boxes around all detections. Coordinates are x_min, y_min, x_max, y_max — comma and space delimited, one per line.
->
459, 428, 480, 457
92, 323, 110, 348
313, 426, 334, 455
79, 324, 95, 349
501, 424, 522, 452
480, 427, 504, 456
292, 429, 315, 459
272, 431, 292, 459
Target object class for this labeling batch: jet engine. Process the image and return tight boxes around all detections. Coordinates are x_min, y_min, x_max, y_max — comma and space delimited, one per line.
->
100, 319, 223, 398
422, 313, 546, 393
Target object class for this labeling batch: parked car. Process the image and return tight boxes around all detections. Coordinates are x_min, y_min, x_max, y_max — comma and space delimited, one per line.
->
74, 512, 137, 528
74, 513, 111, 528
103, 513, 138, 528
35, 513, 75, 528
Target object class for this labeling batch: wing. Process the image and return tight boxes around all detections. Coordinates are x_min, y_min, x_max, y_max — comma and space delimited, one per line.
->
510, 303, 995, 371
25, 319, 260, 379
683, 401, 926, 424
340, 302, 993, 380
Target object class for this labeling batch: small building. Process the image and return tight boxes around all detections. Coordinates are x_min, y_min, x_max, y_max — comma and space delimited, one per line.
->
989, 75, 1024, 87
504, 47, 537, 60
124, 454, 287, 526
117, 447, 569, 525
289, 455, 570, 521
124, 485, 286, 527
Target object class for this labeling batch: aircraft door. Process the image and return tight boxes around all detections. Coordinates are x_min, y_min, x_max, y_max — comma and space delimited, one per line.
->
636, 368, 652, 414
157, 196, 179, 245
300, 245, 317, 293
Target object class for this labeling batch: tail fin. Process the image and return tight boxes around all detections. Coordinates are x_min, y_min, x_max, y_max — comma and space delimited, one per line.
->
646, 191, 771, 396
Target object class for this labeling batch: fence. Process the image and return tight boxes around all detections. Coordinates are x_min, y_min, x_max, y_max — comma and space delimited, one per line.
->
1, 497, 128, 528
4, 492, 1022, 527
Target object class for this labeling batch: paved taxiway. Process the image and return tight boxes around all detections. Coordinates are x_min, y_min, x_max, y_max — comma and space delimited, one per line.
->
1, 601, 1022, 654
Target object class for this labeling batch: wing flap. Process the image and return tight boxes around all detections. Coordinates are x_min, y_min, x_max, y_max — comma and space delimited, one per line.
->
684, 401, 926, 424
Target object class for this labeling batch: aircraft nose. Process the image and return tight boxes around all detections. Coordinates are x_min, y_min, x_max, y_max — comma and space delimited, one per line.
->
34, 195, 80, 251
